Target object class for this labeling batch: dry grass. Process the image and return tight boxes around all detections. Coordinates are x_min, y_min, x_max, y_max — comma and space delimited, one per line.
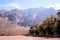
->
0, 27, 30, 36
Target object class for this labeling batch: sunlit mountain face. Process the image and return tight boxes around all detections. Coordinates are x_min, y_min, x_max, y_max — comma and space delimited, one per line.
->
0, 7, 57, 27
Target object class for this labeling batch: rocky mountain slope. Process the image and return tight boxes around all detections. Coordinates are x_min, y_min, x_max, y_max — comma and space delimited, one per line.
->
0, 7, 57, 27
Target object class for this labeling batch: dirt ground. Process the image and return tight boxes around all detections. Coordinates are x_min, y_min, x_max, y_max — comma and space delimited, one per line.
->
0, 36, 60, 40
0, 27, 30, 36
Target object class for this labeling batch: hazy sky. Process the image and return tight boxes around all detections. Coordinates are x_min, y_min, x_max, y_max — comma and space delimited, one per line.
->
0, 0, 60, 10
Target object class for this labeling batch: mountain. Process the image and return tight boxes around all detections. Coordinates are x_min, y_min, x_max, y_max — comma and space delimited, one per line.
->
21, 7, 57, 26
0, 7, 57, 27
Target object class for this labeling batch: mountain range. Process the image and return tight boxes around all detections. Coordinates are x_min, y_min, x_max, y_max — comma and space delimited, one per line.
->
0, 7, 57, 27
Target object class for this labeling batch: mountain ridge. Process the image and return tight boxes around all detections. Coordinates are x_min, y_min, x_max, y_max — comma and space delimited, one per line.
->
0, 7, 57, 27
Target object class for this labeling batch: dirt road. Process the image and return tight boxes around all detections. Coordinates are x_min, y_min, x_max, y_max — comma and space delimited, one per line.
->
0, 36, 60, 40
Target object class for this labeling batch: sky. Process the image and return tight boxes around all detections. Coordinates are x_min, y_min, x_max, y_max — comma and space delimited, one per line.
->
0, 0, 60, 10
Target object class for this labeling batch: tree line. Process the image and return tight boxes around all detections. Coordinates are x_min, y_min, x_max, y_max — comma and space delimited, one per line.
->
29, 11, 60, 37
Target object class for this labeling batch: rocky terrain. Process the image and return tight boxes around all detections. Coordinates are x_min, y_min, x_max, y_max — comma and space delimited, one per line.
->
0, 7, 57, 27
